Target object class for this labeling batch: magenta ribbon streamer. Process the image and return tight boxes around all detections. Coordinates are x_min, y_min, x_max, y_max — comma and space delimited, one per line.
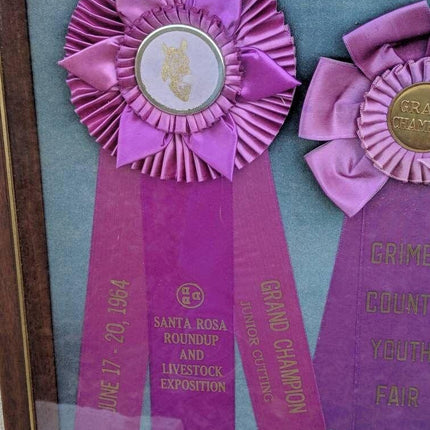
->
75, 151, 148, 430
314, 180, 430, 429
234, 152, 326, 430
141, 176, 235, 430
78, 150, 324, 429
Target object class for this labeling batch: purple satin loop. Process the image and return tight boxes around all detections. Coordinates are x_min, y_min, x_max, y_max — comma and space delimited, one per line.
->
116, 0, 173, 25
187, 114, 238, 181
141, 176, 234, 430
117, 107, 168, 168
344, 0, 430, 80
299, 58, 370, 141
186, 0, 242, 35
75, 151, 148, 430
315, 180, 430, 429
239, 47, 301, 102
305, 139, 388, 218
59, 36, 121, 92
118, 111, 240, 181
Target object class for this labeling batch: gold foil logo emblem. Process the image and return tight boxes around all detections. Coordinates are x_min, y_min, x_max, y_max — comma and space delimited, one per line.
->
176, 283, 205, 309
162, 40, 192, 102
135, 24, 225, 115
388, 83, 430, 152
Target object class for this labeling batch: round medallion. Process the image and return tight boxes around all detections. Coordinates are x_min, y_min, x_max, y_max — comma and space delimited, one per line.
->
387, 83, 430, 152
135, 24, 225, 116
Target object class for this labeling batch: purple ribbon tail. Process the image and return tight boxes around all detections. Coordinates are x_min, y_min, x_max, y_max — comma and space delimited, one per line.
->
234, 152, 326, 429
75, 151, 148, 430
142, 176, 235, 430
314, 180, 430, 429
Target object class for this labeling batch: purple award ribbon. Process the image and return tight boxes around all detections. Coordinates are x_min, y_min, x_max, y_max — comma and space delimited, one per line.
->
300, 2, 430, 428
314, 180, 430, 428
75, 151, 148, 430
142, 176, 234, 430
60, 0, 310, 427
234, 152, 325, 430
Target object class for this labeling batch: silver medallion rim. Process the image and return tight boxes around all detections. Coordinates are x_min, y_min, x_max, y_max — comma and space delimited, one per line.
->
135, 24, 226, 116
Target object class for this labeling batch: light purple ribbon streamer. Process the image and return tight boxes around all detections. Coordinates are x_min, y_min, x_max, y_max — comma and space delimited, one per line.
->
141, 176, 234, 430
75, 151, 148, 430
234, 152, 326, 430
314, 180, 430, 429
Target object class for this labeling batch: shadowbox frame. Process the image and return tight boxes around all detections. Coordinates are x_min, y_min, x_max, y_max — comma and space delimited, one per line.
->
0, 1, 59, 429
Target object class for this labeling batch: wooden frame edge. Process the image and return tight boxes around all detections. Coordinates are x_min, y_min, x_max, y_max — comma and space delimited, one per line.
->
0, 55, 36, 430
0, 1, 59, 429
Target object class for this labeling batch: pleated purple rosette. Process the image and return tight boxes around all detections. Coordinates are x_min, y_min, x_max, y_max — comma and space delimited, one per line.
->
60, 0, 299, 182
300, 2, 430, 429
60, 1, 325, 429
358, 58, 430, 183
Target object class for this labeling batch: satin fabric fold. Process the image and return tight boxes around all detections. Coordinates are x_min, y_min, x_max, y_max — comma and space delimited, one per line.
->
60, 36, 122, 92
305, 139, 389, 218
65, 0, 125, 56
299, 58, 370, 141
116, 0, 173, 25
75, 151, 148, 430
343, 0, 430, 80
186, 0, 242, 35
117, 107, 168, 168
239, 47, 300, 102
187, 114, 238, 181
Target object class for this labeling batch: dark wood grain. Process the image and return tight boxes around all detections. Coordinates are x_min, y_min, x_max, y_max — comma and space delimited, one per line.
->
0, 133, 32, 430
0, 0, 59, 429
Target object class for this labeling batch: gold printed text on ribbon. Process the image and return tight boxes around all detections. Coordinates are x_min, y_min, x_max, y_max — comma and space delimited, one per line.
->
388, 83, 430, 152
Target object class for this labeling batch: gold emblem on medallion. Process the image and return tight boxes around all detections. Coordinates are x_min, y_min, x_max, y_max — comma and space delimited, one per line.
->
161, 40, 192, 102
135, 24, 225, 115
388, 83, 430, 152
